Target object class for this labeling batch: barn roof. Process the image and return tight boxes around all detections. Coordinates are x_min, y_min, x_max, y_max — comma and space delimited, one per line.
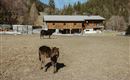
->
44, 15, 105, 21
44, 15, 84, 21
84, 16, 105, 20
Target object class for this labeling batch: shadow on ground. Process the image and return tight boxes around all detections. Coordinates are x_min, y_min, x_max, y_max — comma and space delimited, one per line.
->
45, 62, 66, 73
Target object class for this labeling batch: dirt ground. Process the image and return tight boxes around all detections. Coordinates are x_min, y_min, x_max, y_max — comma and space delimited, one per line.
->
0, 34, 130, 80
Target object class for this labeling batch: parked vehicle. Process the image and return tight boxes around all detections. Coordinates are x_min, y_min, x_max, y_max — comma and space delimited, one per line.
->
83, 29, 102, 34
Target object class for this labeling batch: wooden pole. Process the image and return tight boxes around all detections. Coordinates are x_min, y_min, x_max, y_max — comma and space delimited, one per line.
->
70, 29, 71, 34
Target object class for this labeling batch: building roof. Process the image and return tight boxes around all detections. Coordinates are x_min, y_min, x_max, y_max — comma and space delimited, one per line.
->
44, 15, 105, 21
44, 15, 84, 21
84, 16, 105, 20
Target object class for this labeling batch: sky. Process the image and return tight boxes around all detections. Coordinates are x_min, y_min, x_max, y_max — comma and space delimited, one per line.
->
40, 0, 87, 9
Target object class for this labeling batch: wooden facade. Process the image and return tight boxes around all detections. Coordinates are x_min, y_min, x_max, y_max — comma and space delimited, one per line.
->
85, 20, 104, 29
46, 21, 83, 29
46, 21, 104, 30
44, 15, 105, 33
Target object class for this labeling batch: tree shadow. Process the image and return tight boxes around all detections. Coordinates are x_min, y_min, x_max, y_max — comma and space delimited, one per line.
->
45, 62, 66, 73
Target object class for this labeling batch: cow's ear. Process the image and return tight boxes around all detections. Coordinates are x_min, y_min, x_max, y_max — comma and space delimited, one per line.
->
57, 48, 59, 50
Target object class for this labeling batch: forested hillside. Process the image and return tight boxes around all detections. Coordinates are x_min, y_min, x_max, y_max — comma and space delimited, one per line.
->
63, 0, 129, 19
62, 0, 130, 31
0, 0, 48, 25
0, 0, 130, 31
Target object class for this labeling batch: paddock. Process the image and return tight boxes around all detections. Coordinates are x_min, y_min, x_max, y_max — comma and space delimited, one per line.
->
0, 34, 130, 80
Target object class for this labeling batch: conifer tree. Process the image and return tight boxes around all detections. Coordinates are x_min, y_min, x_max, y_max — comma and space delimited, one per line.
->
49, 0, 55, 14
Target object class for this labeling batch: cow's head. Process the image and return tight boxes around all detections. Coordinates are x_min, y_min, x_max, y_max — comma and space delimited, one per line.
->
51, 47, 59, 58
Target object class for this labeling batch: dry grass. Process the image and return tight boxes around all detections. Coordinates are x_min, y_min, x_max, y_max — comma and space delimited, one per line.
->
0, 34, 130, 80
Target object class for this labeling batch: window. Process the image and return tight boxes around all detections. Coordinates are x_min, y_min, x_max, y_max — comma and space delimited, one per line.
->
64, 23, 66, 25
74, 23, 76, 25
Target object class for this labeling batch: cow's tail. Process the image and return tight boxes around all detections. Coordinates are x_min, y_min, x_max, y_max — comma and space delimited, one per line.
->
39, 50, 41, 61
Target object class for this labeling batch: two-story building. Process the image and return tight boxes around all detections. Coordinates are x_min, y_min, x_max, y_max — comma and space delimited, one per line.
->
43, 15, 105, 34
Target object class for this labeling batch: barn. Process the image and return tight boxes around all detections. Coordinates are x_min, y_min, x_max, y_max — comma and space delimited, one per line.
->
43, 15, 105, 34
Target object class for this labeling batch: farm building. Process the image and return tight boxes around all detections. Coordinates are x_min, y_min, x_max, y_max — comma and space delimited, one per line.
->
12, 25, 33, 34
44, 15, 105, 34
0, 25, 33, 35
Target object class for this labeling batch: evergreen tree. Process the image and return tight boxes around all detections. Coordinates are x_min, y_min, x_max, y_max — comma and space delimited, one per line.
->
73, 1, 82, 14
66, 4, 73, 15
77, 1, 81, 12
49, 0, 55, 14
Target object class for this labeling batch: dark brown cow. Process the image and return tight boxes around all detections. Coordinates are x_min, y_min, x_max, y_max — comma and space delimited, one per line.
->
40, 29, 55, 39
39, 45, 59, 73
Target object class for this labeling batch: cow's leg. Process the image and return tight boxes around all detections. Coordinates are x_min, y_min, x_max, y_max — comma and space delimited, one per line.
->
39, 51, 41, 61
51, 56, 58, 73
49, 35, 51, 39
41, 61, 44, 69
45, 62, 52, 72
40, 55, 45, 69
51, 61, 57, 73
54, 62, 57, 73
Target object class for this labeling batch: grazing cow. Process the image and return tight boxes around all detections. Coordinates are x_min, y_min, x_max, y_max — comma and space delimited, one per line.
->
40, 29, 55, 39
39, 46, 59, 73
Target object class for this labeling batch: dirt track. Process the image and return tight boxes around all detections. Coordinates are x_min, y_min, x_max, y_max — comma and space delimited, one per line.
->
0, 34, 130, 80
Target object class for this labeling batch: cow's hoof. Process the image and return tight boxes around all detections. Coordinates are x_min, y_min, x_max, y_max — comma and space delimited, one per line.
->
41, 67, 43, 69
53, 71, 57, 74
45, 70, 47, 72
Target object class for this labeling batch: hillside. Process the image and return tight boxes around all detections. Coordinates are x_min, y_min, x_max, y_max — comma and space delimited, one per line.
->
62, 0, 130, 31
0, 0, 48, 25
63, 0, 129, 19
0, 0, 129, 31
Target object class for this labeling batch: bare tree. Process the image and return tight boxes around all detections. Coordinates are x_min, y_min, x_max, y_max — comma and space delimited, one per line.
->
23, 2, 38, 25
106, 16, 127, 31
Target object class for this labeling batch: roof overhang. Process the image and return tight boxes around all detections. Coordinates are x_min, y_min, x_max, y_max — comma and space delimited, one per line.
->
44, 15, 105, 21
84, 16, 105, 21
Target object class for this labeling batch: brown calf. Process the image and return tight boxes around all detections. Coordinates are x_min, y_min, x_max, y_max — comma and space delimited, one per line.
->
39, 46, 59, 73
